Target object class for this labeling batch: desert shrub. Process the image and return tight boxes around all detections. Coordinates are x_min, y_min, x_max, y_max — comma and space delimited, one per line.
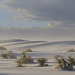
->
25, 55, 33, 63
54, 54, 62, 59
6, 51, 12, 54
23, 48, 32, 52
0, 46, 7, 50
67, 49, 75, 52
17, 52, 26, 64
37, 58, 47, 67
56, 58, 62, 64
17, 52, 33, 64
55, 57, 73, 71
1, 51, 16, 59
67, 56, 75, 65
6, 51, 16, 59
1, 53, 8, 59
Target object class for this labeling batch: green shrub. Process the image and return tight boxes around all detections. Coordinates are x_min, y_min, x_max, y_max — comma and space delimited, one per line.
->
37, 58, 47, 67
0, 46, 7, 50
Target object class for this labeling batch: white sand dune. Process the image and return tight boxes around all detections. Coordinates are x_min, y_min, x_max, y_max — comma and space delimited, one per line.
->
0, 39, 75, 75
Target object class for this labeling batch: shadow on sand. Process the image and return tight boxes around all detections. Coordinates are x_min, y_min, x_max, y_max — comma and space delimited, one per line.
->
0, 73, 7, 75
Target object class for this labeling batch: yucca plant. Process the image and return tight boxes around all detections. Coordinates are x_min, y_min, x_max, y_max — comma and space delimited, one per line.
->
54, 54, 61, 59
17, 52, 33, 64
55, 57, 73, 71
37, 58, 47, 67
17, 52, 26, 64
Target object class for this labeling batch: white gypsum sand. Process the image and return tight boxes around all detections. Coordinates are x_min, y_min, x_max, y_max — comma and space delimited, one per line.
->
0, 39, 75, 75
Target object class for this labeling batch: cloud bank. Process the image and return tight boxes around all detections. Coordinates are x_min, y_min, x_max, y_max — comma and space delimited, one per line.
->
0, 0, 75, 22
0, 26, 75, 41
0, 0, 75, 41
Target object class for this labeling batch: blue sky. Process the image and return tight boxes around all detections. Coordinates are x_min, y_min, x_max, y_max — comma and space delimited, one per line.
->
0, 0, 75, 41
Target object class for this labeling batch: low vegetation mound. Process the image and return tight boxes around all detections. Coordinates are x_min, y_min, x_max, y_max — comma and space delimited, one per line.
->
1, 51, 16, 59
23, 48, 32, 52
0, 46, 7, 50
55, 55, 73, 71
37, 58, 47, 67
67, 56, 75, 66
17, 52, 33, 65
67, 49, 75, 52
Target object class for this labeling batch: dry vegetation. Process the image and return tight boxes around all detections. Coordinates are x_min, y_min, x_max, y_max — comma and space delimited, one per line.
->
54, 55, 73, 71
37, 58, 47, 67
0, 46, 7, 50
1, 51, 16, 59
16, 52, 33, 67
23, 48, 32, 52
67, 49, 75, 52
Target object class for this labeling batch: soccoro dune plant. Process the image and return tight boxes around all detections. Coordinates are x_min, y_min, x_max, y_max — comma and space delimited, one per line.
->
37, 58, 47, 67
23, 48, 32, 52
0, 46, 7, 50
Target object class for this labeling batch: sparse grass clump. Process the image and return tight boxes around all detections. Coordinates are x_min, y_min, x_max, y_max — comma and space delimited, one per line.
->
67, 49, 75, 52
0, 46, 7, 50
37, 58, 47, 67
23, 48, 32, 52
